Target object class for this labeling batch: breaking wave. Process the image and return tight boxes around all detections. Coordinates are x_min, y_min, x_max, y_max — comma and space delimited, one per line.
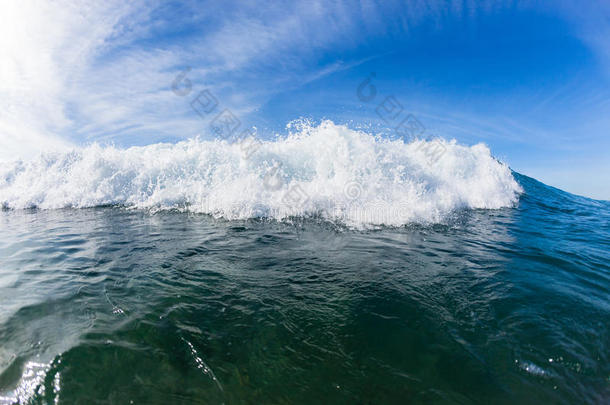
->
0, 121, 522, 226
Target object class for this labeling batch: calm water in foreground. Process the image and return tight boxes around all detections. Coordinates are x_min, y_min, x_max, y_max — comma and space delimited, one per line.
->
0, 174, 609, 404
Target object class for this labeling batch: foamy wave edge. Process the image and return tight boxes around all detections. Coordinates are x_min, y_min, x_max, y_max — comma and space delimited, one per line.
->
0, 121, 522, 227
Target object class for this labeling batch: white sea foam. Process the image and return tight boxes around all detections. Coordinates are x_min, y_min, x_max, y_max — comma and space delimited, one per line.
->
0, 121, 522, 226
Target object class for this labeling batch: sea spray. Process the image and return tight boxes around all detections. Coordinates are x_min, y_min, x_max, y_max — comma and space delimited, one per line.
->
0, 121, 522, 226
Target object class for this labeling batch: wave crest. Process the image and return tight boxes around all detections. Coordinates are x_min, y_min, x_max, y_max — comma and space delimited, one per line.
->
0, 121, 522, 226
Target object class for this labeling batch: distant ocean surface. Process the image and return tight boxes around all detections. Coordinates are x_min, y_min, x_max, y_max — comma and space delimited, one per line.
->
1, 123, 609, 404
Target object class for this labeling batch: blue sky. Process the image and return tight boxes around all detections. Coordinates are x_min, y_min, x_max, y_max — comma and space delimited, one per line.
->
1, 0, 609, 199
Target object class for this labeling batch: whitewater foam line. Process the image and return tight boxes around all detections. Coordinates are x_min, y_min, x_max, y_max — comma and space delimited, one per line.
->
0, 121, 522, 226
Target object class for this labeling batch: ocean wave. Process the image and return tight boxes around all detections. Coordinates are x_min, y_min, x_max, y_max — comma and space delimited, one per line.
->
0, 121, 522, 226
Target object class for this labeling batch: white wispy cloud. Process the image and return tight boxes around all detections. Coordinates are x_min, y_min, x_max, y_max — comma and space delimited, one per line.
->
0, 0, 152, 158
1, 0, 608, 172
0, 0, 370, 157
0, 0, 466, 159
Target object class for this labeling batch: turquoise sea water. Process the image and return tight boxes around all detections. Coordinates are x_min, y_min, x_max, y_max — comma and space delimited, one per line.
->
0, 173, 609, 404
